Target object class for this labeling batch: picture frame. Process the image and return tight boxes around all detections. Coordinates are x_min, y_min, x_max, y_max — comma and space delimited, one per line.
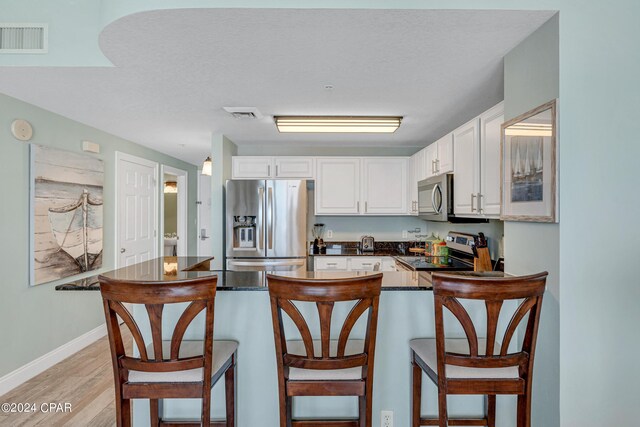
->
500, 99, 558, 223
29, 145, 104, 286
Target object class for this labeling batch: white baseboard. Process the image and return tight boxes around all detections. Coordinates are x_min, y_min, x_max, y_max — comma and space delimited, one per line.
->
0, 323, 107, 397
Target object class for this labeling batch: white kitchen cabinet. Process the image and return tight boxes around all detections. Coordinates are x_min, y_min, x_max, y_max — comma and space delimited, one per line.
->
349, 257, 382, 271
435, 132, 454, 174
453, 118, 480, 215
274, 157, 314, 178
232, 156, 273, 179
453, 101, 504, 218
424, 132, 454, 178
415, 149, 428, 181
361, 158, 408, 215
314, 256, 397, 272
407, 153, 421, 215
479, 102, 504, 216
232, 156, 314, 179
315, 158, 361, 215
424, 143, 438, 178
314, 257, 348, 271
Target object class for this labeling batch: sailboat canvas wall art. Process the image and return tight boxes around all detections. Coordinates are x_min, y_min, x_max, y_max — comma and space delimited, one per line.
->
500, 99, 558, 223
30, 145, 104, 285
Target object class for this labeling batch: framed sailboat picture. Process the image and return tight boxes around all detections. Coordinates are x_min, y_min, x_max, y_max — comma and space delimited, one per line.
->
30, 145, 104, 285
500, 99, 558, 222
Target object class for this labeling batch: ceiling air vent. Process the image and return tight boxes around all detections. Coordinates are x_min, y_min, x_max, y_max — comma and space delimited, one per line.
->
223, 107, 263, 120
0, 24, 48, 53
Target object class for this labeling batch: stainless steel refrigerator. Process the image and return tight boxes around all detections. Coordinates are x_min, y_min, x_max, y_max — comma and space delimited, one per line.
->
225, 180, 307, 272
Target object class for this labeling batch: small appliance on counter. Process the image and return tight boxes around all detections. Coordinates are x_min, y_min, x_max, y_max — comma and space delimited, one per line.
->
361, 235, 375, 252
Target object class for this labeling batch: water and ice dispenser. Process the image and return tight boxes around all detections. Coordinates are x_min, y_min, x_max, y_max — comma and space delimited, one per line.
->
232, 216, 256, 249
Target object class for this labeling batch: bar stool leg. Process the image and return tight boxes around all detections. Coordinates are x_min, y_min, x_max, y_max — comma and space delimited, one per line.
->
411, 361, 422, 427
202, 389, 211, 427
150, 399, 160, 426
516, 381, 532, 427
225, 361, 236, 427
437, 389, 448, 427
117, 397, 132, 427
486, 395, 496, 427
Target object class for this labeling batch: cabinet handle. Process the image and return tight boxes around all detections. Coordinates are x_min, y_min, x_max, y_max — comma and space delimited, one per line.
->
432, 160, 436, 174
477, 193, 483, 213
365, 201, 368, 213
435, 159, 440, 173
268, 165, 271, 176
471, 193, 477, 212
357, 201, 360, 212
275, 165, 279, 176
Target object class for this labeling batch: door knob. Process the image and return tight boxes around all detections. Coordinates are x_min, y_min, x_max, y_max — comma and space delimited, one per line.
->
120, 248, 126, 253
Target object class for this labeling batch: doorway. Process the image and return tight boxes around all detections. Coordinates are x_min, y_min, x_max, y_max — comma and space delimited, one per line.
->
160, 165, 188, 257
115, 152, 159, 267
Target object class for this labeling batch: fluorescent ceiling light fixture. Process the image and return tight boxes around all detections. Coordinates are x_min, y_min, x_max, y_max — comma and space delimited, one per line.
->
274, 116, 402, 133
201, 156, 212, 176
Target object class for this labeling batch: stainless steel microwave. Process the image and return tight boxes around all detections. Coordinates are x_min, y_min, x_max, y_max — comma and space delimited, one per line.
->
418, 174, 453, 222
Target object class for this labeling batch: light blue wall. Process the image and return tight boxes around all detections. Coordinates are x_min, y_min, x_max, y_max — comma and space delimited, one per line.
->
2, 1, 640, 425
0, 92, 198, 378
503, 14, 559, 427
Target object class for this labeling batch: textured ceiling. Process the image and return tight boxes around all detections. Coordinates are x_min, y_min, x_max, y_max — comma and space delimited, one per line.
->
0, 9, 554, 165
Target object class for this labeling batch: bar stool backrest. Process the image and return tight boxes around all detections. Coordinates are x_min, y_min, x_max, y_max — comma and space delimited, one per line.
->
267, 273, 383, 376
99, 275, 218, 380
431, 272, 547, 377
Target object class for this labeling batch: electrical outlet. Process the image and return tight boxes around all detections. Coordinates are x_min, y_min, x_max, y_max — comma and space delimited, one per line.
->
327, 230, 333, 238
381, 410, 393, 427
402, 230, 408, 238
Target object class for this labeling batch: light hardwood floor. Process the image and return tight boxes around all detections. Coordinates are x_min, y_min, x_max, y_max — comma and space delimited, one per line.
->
0, 329, 130, 427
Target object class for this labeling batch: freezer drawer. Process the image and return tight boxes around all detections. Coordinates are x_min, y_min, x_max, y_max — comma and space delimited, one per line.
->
226, 258, 307, 273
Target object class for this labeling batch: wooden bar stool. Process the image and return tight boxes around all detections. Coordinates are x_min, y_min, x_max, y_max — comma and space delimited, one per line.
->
267, 273, 383, 427
99, 274, 237, 427
411, 272, 547, 427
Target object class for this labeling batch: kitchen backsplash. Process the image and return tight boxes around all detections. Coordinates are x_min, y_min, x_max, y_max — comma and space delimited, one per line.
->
307, 186, 504, 259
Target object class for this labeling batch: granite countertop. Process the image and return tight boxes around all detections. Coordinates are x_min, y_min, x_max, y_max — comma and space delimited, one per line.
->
309, 241, 413, 257
55, 256, 433, 291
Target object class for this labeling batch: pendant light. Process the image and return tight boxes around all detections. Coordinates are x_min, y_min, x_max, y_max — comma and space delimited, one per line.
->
201, 156, 212, 176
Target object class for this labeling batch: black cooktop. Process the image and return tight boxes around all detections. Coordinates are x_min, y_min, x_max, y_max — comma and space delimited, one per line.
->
395, 255, 474, 272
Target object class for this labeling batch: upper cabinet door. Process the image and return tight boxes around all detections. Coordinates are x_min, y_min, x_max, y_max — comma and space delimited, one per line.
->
479, 102, 504, 217
274, 157, 314, 178
232, 157, 273, 179
424, 144, 438, 178
407, 153, 421, 215
315, 158, 361, 215
436, 132, 454, 174
361, 158, 408, 215
453, 118, 480, 216
415, 149, 428, 181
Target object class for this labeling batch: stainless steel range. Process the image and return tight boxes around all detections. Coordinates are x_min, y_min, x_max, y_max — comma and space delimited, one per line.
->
395, 231, 481, 272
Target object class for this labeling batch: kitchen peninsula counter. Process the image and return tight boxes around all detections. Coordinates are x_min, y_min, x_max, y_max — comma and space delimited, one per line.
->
57, 257, 510, 426
55, 256, 435, 291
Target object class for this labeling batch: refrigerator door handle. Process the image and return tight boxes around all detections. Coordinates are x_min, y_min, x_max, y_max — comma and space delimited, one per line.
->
228, 259, 305, 267
268, 186, 274, 250
258, 186, 264, 250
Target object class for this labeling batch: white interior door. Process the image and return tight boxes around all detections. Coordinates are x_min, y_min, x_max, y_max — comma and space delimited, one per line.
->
116, 152, 158, 267
197, 172, 213, 257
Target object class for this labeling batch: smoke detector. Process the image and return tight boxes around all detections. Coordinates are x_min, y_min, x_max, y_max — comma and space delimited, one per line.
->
223, 107, 263, 120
